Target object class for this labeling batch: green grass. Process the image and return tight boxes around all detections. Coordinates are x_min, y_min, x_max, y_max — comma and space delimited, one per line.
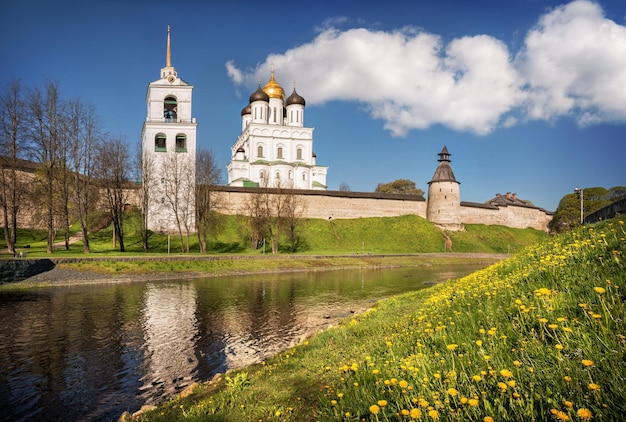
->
135, 217, 625, 421
1, 214, 548, 258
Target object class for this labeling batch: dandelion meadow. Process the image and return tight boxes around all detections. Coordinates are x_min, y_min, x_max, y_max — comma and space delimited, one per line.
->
139, 218, 625, 421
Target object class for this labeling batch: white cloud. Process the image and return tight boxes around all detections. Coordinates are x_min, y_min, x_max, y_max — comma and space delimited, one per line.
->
227, 0, 626, 136
515, 0, 626, 125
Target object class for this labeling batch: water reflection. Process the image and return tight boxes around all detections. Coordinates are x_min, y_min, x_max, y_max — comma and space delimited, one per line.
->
0, 264, 487, 421
140, 283, 199, 403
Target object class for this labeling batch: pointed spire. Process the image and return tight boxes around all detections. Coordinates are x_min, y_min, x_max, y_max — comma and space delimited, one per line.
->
166, 25, 172, 68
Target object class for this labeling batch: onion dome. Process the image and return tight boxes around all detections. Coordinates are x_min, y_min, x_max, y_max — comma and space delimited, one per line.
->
286, 88, 305, 106
262, 70, 285, 100
249, 85, 269, 103
241, 103, 251, 116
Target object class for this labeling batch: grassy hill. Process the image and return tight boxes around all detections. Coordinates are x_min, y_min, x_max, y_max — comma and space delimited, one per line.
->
2, 214, 548, 257
137, 216, 626, 421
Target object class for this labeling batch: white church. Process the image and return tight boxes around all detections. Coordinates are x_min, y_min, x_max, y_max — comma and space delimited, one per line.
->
141, 28, 327, 232
226, 71, 328, 190
141, 27, 197, 233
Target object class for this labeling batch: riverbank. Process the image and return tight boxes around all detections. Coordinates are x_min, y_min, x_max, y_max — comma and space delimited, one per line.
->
3, 253, 506, 288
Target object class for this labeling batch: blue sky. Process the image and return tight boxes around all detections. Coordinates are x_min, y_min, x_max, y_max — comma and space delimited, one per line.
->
2, 0, 625, 211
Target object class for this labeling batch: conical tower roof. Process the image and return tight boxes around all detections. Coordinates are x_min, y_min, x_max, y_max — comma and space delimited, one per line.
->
428, 146, 459, 184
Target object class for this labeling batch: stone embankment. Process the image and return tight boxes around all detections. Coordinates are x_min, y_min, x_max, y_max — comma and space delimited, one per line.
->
0, 259, 55, 283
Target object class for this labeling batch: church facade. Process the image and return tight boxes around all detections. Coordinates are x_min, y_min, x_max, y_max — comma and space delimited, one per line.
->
226, 71, 327, 190
141, 27, 197, 232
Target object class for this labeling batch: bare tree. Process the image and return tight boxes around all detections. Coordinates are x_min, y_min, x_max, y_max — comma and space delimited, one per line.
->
68, 99, 100, 253
195, 148, 223, 253
135, 141, 157, 252
96, 136, 130, 252
241, 188, 270, 251
281, 188, 306, 252
0, 78, 28, 255
339, 182, 351, 192
162, 152, 194, 252
26, 81, 62, 253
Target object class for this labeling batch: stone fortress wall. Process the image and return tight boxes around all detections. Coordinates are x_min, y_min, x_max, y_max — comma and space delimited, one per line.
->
3, 155, 553, 233
210, 186, 552, 231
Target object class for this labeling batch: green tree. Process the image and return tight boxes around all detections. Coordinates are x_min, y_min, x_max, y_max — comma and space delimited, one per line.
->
548, 186, 625, 233
375, 179, 424, 196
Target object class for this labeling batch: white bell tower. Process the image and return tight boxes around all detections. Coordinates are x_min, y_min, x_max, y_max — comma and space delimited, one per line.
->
142, 26, 197, 233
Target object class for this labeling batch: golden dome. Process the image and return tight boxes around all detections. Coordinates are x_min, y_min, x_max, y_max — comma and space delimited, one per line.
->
262, 70, 285, 100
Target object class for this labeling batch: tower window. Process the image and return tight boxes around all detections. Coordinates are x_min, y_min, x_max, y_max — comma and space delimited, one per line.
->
277, 147, 283, 159
176, 134, 187, 152
164, 96, 177, 121
257, 145, 264, 158
302, 173, 306, 181
155, 134, 166, 152
296, 148, 302, 160
275, 171, 280, 179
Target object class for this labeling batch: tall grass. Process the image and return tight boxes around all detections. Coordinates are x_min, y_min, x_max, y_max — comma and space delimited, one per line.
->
139, 218, 625, 421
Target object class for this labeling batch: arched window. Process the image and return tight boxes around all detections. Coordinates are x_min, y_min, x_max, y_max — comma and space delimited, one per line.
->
296, 148, 302, 160
275, 171, 280, 179
288, 170, 293, 179
257, 145, 264, 158
155, 133, 166, 152
175, 134, 187, 152
277, 147, 283, 159
302, 173, 307, 181
164, 96, 177, 121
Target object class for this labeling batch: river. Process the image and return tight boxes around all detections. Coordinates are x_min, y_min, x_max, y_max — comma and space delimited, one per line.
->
0, 264, 486, 421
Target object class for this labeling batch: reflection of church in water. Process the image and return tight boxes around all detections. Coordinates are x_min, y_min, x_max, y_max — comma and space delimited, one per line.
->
227, 71, 328, 189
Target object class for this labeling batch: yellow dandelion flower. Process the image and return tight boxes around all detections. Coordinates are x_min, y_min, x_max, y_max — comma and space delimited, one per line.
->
539, 318, 548, 323
593, 287, 606, 294
555, 344, 564, 350
472, 375, 483, 382
378, 400, 388, 407
576, 408, 593, 419
507, 380, 516, 387
582, 359, 594, 367
372, 369, 380, 375
513, 392, 521, 399
469, 398, 479, 407
564, 376, 572, 382
460, 397, 468, 404
498, 382, 508, 391
588, 383, 601, 391
484, 417, 494, 422
410, 408, 422, 419
475, 340, 483, 347
500, 369, 513, 378
564, 400, 573, 408
399, 380, 409, 389
428, 409, 440, 419
447, 388, 458, 396
401, 409, 410, 416
369, 404, 380, 414
330, 400, 337, 406
556, 410, 570, 421
419, 398, 429, 408
447, 344, 458, 351
513, 360, 522, 367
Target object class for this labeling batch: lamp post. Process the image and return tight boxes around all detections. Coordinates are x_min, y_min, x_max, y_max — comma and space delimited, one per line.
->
574, 188, 584, 225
